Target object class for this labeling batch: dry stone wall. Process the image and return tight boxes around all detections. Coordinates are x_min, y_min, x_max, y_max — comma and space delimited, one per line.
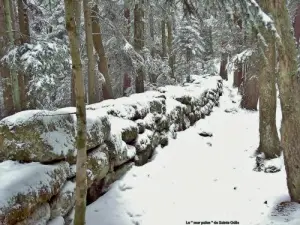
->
0, 75, 223, 225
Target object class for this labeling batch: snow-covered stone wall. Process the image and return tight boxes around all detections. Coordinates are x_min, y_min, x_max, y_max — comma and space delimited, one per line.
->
0, 75, 223, 225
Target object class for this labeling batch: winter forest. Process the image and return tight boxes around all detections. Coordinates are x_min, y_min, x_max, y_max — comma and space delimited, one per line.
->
2, 0, 300, 224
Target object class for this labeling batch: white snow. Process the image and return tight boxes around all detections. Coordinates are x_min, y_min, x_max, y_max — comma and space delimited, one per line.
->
68, 80, 300, 225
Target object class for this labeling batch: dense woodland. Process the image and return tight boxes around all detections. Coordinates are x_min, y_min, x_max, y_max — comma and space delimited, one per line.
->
2, 0, 300, 224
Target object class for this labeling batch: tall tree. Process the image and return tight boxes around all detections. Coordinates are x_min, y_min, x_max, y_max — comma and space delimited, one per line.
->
91, 4, 114, 99
17, 0, 30, 110
266, 0, 300, 201
0, 0, 13, 117
3, 0, 21, 112
64, 0, 87, 224
161, 19, 167, 59
257, 28, 281, 159
167, 14, 175, 78
124, 0, 131, 41
83, 0, 96, 104
134, 0, 145, 93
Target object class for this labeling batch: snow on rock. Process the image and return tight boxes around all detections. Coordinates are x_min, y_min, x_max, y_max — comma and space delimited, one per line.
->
85, 144, 110, 187
55, 107, 111, 159
134, 130, 161, 166
15, 203, 51, 225
0, 161, 69, 225
87, 91, 166, 120
0, 110, 75, 163
0, 107, 111, 163
109, 116, 138, 144
50, 181, 75, 219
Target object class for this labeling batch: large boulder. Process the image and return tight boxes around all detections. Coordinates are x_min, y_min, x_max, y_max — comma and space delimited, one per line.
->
0, 108, 110, 163
50, 181, 75, 219
0, 161, 69, 225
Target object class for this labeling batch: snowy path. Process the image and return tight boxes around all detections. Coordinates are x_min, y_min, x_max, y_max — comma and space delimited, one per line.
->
83, 81, 300, 225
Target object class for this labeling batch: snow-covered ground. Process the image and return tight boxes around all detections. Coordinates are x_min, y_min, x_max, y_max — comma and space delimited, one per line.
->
76, 81, 300, 225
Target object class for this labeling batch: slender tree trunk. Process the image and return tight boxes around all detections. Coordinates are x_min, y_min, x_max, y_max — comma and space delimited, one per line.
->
124, 0, 130, 41
149, 4, 155, 57
161, 19, 167, 59
134, 0, 145, 93
257, 33, 281, 159
91, 5, 114, 99
17, 0, 30, 110
64, 1, 87, 225
167, 15, 175, 78
293, 3, 300, 48
240, 55, 259, 110
70, 0, 81, 106
83, 0, 96, 104
219, 52, 228, 81
0, 0, 14, 117
266, 0, 300, 202
186, 48, 192, 82
3, 0, 21, 112
233, 61, 243, 89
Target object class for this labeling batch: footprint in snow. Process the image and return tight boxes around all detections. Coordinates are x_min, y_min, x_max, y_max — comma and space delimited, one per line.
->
119, 183, 133, 191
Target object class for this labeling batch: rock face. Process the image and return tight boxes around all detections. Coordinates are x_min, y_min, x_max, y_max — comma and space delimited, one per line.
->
0, 161, 69, 225
0, 75, 223, 225
0, 108, 111, 163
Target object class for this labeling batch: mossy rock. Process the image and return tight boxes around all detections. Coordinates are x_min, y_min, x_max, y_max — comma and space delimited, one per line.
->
0, 161, 69, 225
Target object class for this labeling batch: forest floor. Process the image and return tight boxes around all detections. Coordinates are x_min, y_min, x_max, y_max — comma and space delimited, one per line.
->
75, 80, 300, 225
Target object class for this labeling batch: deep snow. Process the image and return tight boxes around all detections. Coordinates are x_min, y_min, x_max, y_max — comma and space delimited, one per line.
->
69, 80, 300, 225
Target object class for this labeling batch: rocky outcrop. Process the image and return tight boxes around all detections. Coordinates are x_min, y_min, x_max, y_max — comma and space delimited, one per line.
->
0, 75, 223, 225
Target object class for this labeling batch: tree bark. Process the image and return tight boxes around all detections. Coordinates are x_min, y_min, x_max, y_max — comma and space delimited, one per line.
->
161, 19, 167, 59
124, 0, 131, 41
83, 0, 96, 104
17, 0, 30, 110
3, 0, 21, 112
219, 52, 228, 81
257, 34, 281, 159
261, 0, 300, 201
240, 55, 259, 110
167, 16, 175, 78
70, 0, 81, 106
134, 0, 145, 93
0, 0, 14, 117
64, 1, 87, 225
91, 5, 114, 99
233, 61, 243, 89
272, 0, 300, 202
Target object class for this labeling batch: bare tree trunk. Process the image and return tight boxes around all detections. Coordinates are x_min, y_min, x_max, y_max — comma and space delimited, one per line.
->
64, 1, 87, 225
233, 61, 243, 89
161, 19, 167, 59
3, 0, 21, 112
70, 0, 81, 106
259, 0, 300, 201
167, 15, 175, 78
0, 0, 14, 117
124, 0, 130, 41
149, 4, 155, 57
293, 3, 300, 48
91, 5, 114, 99
17, 0, 30, 110
219, 52, 228, 81
240, 55, 259, 110
270, 0, 300, 202
83, 0, 96, 104
257, 35, 281, 159
134, 0, 145, 93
